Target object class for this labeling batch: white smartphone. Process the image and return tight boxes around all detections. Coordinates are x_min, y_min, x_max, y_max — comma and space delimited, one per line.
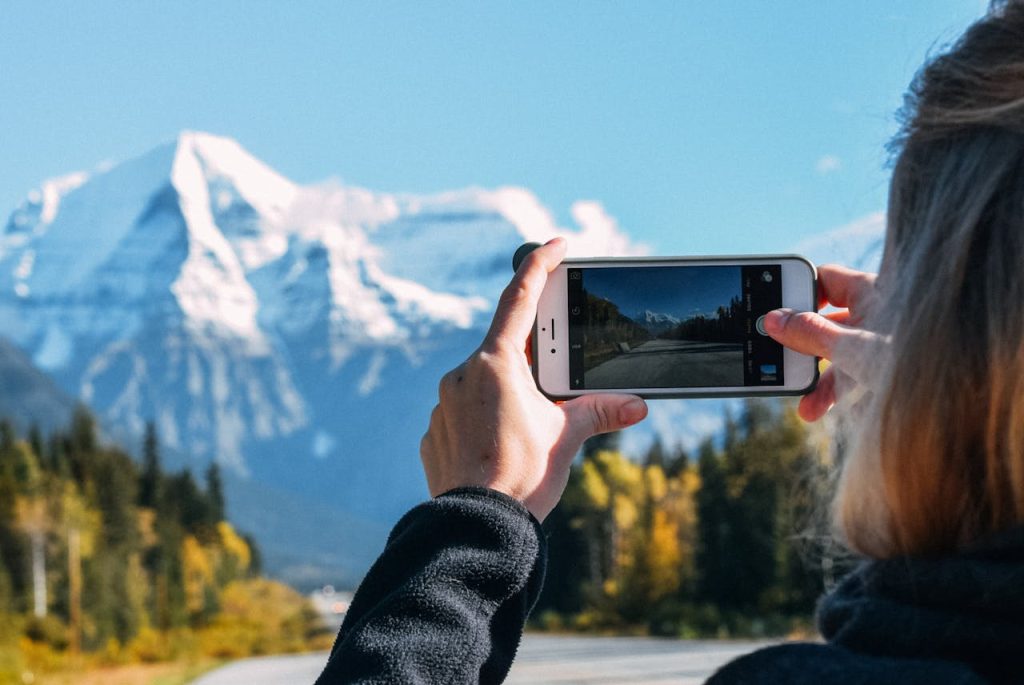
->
533, 255, 818, 399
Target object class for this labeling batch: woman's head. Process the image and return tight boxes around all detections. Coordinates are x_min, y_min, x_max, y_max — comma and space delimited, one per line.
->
836, 0, 1024, 558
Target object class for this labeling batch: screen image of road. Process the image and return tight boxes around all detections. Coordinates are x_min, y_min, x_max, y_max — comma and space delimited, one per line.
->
567, 265, 784, 390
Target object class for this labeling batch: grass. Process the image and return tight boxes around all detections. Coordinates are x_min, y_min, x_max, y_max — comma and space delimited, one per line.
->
33, 659, 223, 685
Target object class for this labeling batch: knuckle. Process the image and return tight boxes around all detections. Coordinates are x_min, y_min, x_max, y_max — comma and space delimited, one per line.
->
421, 406, 443, 455
472, 349, 505, 375
794, 311, 825, 332
590, 401, 613, 434
851, 273, 876, 295
484, 337, 520, 360
438, 369, 460, 400
498, 280, 531, 310
521, 248, 545, 272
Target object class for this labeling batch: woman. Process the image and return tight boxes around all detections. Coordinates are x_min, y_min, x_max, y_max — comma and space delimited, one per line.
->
315, 2, 1024, 682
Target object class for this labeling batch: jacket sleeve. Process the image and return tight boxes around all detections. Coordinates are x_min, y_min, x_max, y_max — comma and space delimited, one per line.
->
313, 486, 548, 685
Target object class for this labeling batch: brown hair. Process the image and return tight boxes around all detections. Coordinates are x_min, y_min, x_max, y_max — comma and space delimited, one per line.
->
835, 0, 1024, 558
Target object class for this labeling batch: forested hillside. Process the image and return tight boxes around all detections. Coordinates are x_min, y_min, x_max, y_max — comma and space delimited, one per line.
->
0, 410, 327, 684
535, 399, 844, 637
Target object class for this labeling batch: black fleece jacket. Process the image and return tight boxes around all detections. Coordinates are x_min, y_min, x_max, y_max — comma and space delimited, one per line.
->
314, 487, 546, 684
314, 488, 1024, 684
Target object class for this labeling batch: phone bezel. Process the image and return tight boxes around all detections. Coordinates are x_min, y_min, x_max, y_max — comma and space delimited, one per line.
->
533, 254, 819, 399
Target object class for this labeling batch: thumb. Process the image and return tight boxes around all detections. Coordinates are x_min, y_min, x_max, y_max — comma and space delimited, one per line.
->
765, 308, 885, 389
562, 394, 648, 445
763, 308, 842, 359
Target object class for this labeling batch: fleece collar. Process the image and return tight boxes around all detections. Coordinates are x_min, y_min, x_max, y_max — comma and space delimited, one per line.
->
818, 526, 1024, 682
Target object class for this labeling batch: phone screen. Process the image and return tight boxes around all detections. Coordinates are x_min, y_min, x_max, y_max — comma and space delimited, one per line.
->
566, 264, 784, 389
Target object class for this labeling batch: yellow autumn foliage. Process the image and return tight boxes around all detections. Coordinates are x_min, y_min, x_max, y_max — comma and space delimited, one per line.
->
579, 459, 609, 509
643, 509, 682, 601
199, 578, 327, 658
217, 521, 251, 573
181, 536, 213, 615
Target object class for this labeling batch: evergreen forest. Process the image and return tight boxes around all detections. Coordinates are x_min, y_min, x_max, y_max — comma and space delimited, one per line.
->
0, 409, 328, 684
534, 399, 844, 637
0, 397, 842, 682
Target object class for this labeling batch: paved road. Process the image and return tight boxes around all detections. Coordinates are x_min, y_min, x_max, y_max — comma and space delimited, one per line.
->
192, 635, 770, 684
586, 339, 743, 388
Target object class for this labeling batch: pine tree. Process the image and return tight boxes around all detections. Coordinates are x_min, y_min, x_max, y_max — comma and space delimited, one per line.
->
643, 440, 667, 470
0, 430, 30, 613
27, 424, 43, 466
695, 438, 731, 607
665, 445, 690, 478
242, 532, 263, 577
533, 468, 588, 617
0, 420, 14, 452
86, 448, 144, 644
719, 401, 778, 610
583, 430, 620, 458
67, 406, 98, 486
139, 422, 161, 509
205, 462, 225, 523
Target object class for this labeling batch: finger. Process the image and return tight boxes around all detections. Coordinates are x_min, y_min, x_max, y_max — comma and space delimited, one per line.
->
798, 367, 836, 421
561, 394, 648, 446
817, 264, 877, 310
823, 309, 851, 325
763, 308, 847, 359
484, 238, 566, 351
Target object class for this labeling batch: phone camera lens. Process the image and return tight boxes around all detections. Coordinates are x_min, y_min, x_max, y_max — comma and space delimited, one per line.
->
550, 348, 556, 354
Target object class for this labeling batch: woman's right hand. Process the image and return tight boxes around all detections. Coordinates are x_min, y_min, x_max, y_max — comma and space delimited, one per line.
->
419, 238, 648, 522
763, 264, 882, 422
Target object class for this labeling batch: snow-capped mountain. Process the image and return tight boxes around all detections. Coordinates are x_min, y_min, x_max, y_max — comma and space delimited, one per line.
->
0, 132, 645, 583
0, 131, 886, 585
636, 309, 682, 335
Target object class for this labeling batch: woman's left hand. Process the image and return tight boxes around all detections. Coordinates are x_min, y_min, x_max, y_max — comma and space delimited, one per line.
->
420, 238, 649, 522
764, 264, 883, 421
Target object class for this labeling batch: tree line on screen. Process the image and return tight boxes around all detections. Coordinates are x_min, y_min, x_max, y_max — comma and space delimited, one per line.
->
665, 295, 744, 344
534, 399, 842, 637
0, 409, 328, 682
582, 292, 655, 367
583, 292, 745, 370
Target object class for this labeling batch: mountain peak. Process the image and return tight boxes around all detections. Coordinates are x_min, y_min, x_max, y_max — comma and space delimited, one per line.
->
172, 132, 297, 221
0, 132, 645, 480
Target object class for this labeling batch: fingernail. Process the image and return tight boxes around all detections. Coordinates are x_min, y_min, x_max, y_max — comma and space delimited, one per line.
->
619, 398, 647, 425
545, 237, 565, 247
764, 308, 793, 335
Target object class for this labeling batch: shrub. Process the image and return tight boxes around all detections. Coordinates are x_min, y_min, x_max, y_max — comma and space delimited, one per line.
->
22, 616, 68, 651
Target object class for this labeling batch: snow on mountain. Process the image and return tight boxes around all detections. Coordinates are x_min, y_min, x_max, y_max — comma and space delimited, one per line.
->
636, 309, 681, 335
0, 132, 650, 583
0, 131, 886, 584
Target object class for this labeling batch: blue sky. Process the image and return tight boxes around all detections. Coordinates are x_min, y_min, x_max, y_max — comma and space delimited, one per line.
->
0, 1, 985, 255
583, 266, 740, 323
